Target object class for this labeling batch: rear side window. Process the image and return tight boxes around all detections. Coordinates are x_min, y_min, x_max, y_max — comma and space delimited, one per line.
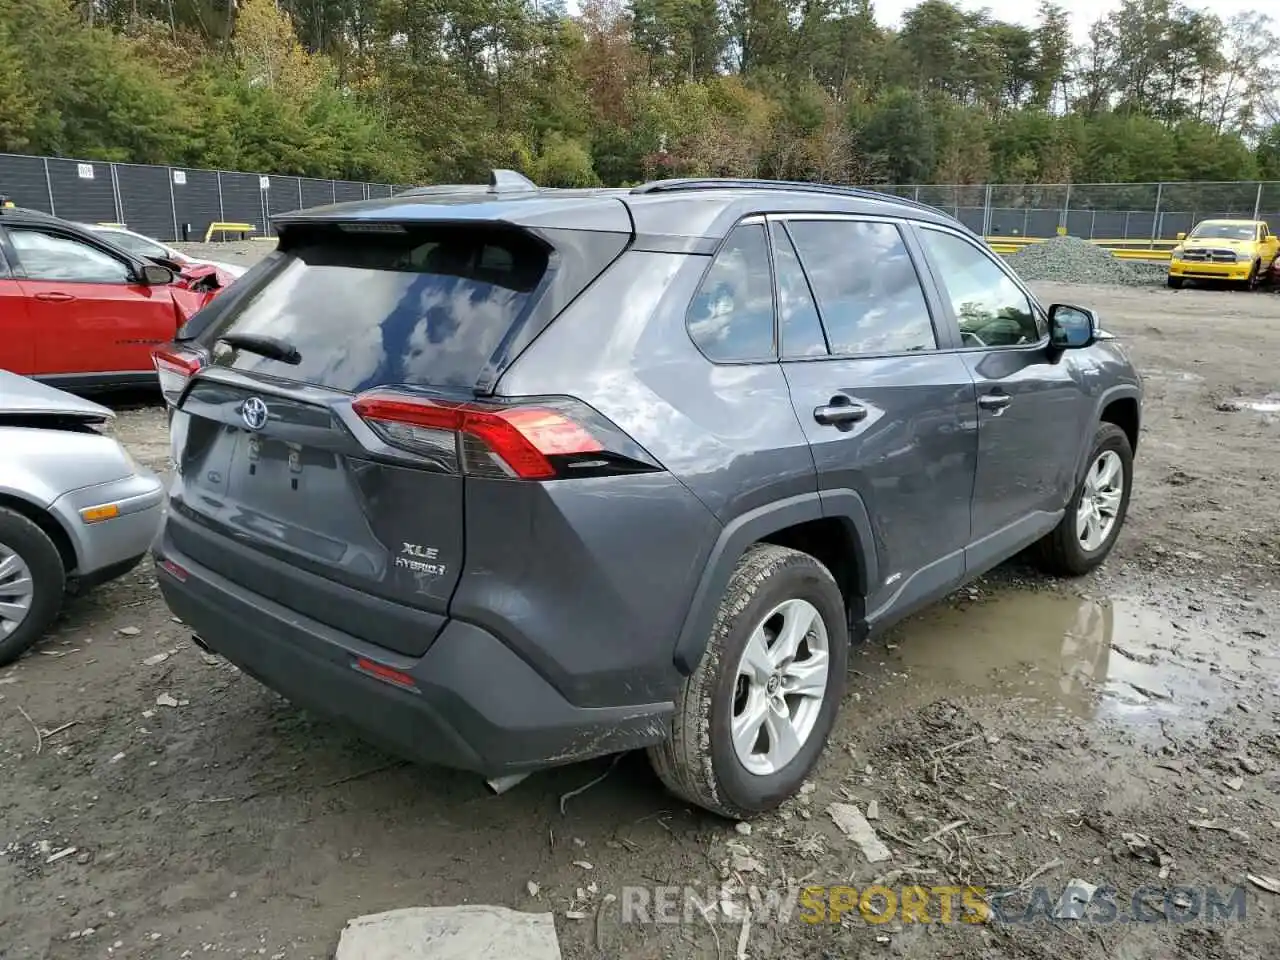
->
201, 225, 548, 391
687, 223, 775, 362
786, 220, 936, 355
770, 225, 827, 358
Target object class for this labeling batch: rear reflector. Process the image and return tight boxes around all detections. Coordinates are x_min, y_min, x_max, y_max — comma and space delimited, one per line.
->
153, 346, 205, 406
353, 656, 419, 691
159, 558, 189, 582
352, 392, 632, 481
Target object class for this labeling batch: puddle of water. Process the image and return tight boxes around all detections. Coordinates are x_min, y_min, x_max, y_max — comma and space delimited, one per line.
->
1140, 368, 1205, 383
873, 592, 1275, 736
1219, 391, 1280, 413
1227, 399, 1280, 413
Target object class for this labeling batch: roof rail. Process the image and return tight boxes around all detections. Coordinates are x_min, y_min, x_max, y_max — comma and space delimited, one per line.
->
396, 184, 488, 197
629, 178, 943, 215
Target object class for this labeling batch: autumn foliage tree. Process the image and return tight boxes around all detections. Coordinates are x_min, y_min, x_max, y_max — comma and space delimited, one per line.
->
0, 0, 1276, 187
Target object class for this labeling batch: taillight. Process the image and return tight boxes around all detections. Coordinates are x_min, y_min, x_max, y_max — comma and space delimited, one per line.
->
152, 345, 204, 406
351, 391, 661, 480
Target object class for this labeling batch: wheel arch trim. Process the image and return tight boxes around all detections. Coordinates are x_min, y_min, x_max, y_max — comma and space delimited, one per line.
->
1076, 385, 1141, 483
673, 491, 876, 674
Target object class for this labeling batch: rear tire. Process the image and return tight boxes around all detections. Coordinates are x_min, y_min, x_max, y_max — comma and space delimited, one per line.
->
1166, 275, 1183, 289
1031, 423, 1133, 577
648, 544, 848, 819
0, 508, 66, 667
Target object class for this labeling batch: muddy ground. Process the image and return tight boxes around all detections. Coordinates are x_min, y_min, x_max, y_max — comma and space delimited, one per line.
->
3, 250, 1280, 959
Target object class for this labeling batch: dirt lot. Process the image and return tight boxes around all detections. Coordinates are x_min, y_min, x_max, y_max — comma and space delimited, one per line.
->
3, 253, 1280, 959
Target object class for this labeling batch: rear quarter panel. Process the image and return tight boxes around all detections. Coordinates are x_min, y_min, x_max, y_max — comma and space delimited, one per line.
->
489, 250, 819, 704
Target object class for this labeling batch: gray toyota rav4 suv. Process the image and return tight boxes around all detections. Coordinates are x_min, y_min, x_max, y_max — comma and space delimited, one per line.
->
152, 174, 1141, 818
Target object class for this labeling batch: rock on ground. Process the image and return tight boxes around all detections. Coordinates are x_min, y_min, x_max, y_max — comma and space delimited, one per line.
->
334, 905, 562, 960
1005, 235, 1166, 286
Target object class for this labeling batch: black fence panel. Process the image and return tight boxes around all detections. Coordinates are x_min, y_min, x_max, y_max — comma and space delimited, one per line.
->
335, 180, 365, 203
115, 164, 175, 241
47, 158, 116, 225
172, 168, 222, 242
219, 172, 266, 236
266, 176, 304, 237
1026, 210, 1060, 238
300, 178, 333, 210
368, 183, 394, 199
955, 206, 984, 233
0, 154, 54, 213
1064, 210, 1095, 238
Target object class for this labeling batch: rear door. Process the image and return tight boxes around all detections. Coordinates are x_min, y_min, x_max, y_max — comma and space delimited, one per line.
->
168, 222, 561, 656
774, 215, 979, 623
912, 224, 1090, 571
6, 225, 177, 379
1259, 223, 1278, 269
0, 238, 35, 374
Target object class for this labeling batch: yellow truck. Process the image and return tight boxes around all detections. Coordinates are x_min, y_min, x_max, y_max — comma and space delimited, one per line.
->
1167, 219, 1280, 289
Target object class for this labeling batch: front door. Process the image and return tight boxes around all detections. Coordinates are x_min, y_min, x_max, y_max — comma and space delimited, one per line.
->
5, 225, 177, 382
0, 243, 35, 374
774, 216, 979, 623
913, 225, 1089, 574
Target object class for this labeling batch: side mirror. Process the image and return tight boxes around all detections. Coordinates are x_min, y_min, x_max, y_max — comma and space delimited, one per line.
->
1048, 303, 1098, 350
139, 263, 175, 285
1176, 231, 1187, 241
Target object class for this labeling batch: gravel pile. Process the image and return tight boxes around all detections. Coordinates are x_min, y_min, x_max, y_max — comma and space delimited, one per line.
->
1003, 235, 1165, 286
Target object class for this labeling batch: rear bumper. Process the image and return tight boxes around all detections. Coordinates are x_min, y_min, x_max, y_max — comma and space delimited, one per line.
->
153, 542, 674, 776
1168, 260, 1253, 281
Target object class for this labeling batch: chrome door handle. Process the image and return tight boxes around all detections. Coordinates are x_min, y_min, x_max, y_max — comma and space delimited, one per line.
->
813, 402, 868, 425
978, 393, 1011, 411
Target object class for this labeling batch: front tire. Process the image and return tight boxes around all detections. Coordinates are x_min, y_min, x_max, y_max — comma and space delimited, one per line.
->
1166, 274, 1183, 289
1031, 423, 1133, 577
648, 544, 849, 818
1246, 261, 1261, 291
0, 508, 66, 666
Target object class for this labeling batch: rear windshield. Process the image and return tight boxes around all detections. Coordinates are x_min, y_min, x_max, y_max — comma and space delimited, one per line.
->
201, 224, 549, 392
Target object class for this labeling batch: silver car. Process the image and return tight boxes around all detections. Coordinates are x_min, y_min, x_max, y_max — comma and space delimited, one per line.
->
0, 372, 164, 664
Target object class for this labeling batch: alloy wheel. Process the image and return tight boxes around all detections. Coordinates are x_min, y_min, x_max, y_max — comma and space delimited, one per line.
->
1077, 450, 1124, 552
0, 544, 34, 637
730, 598, 830, 776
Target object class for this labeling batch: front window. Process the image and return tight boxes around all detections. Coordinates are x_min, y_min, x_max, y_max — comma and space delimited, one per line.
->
1189, 223, 1256, 241
9, 228, 133, 283
919, 228, 1041, 348
95, 229, 169, 260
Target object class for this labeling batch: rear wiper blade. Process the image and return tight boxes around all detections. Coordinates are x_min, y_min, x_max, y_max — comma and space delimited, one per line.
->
217, 333, 302, 365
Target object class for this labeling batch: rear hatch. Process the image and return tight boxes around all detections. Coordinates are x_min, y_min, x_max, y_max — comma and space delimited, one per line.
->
161, 212, 631, 656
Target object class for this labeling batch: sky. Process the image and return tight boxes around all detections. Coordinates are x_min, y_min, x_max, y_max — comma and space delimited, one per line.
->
873, 0, 1257, 42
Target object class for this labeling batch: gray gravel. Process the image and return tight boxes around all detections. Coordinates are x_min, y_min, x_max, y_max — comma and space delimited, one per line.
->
1003, 235, 1166, 286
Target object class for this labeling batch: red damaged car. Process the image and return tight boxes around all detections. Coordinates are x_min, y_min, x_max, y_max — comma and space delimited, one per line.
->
0, 206, 234, 392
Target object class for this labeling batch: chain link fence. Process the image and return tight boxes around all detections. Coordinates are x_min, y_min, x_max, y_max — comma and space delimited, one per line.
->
6, 154, 1280, 246
0, 152, 405, 243
868, 181, 1280, 240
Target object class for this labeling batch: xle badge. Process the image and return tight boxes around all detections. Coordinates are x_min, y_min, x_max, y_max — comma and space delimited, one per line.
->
397, 542, 446, 577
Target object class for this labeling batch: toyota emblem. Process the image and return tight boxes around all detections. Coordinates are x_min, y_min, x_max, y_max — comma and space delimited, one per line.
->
241, 396, 269, 431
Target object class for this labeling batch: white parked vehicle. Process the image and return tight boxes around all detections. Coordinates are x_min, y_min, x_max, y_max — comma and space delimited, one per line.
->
80, 224, 248, 278
0, 371, 164, 664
